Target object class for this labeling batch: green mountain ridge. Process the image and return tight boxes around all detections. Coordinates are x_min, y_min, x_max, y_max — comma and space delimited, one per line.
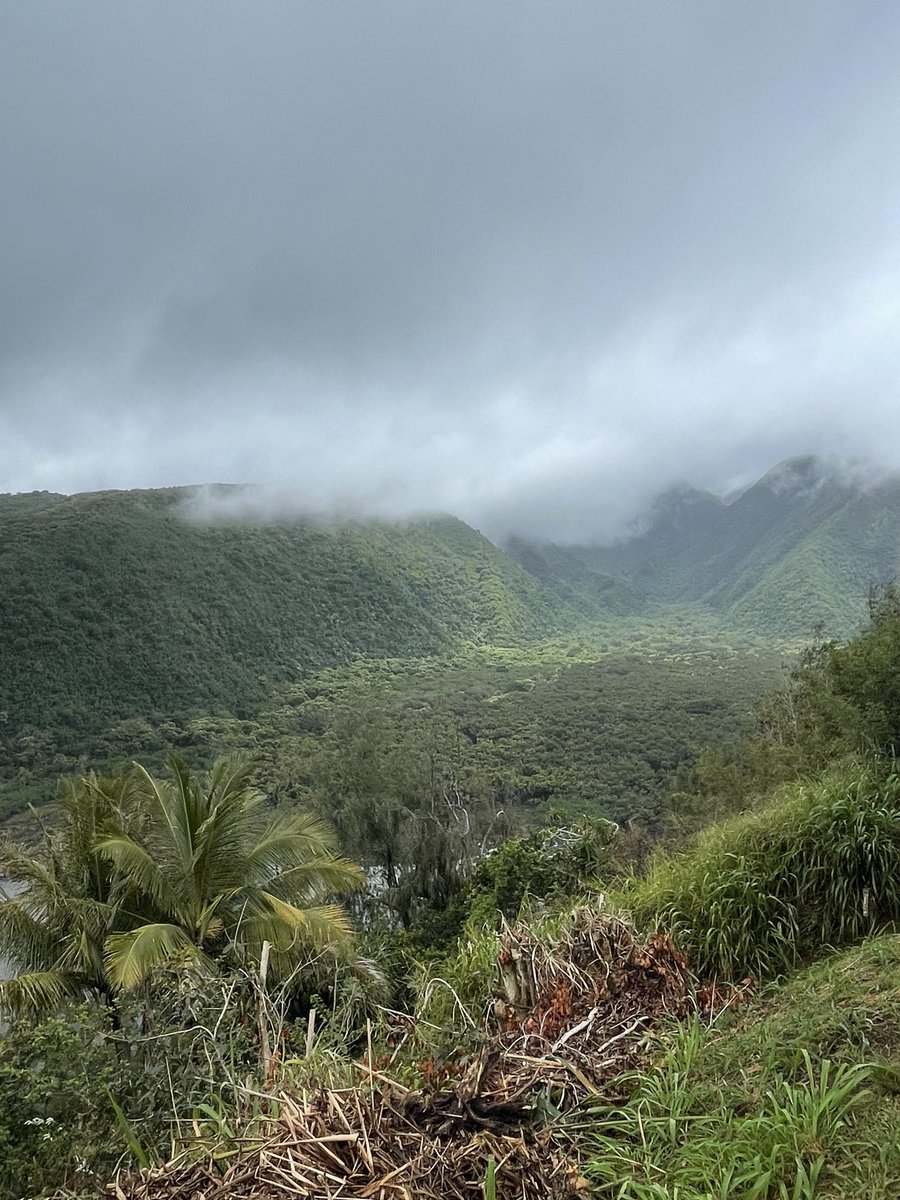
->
2, 457, 897, 823
0, 487, 583, 739
509, 456, 900, 638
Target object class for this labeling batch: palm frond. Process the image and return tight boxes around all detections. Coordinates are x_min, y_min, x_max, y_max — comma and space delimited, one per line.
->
264, 855, 366, 900
2, 754, 364, 999
187, 759, 265, 896
97, 833, 179, 916
0, 969, 85, 1017
0, 898, 58, 972
256, 892, 355, 948
191, 800, 258, 895
243, 812, 361, 886
132, 760, 194, 880
206, 756, 262, 813
0, 841, 59, 897
57, 921, 106, 979
104, 923, 210, 991
166, 754, 207, 851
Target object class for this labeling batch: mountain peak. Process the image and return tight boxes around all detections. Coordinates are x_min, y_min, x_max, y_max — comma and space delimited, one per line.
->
755, 455, 837, 499
651, 481, 723, 510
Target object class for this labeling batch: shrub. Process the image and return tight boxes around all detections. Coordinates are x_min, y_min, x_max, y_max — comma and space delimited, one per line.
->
629, 760, 900, 979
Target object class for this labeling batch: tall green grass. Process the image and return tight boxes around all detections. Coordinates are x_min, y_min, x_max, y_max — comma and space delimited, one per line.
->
628, 760, 900, 979
586, 1019, 870, 1199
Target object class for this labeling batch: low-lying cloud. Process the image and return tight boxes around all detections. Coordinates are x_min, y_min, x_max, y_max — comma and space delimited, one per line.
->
3, 2, 900, 541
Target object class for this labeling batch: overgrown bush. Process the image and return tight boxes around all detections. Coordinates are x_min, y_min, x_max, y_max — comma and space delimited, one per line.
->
420, 815, 618, 944
0, 1007, 119, 1198
0, 979, 260, 1199
630, 759, 900, 979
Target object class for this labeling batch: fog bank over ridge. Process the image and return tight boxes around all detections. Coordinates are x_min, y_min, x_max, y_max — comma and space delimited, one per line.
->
3, 3, 900, 539
173, 452, 894, 549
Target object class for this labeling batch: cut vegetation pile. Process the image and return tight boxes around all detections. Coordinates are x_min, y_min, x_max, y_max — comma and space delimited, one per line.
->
486, 906, 694, 1106
111, 1084, 582, 1200
111, 907, 695, 1200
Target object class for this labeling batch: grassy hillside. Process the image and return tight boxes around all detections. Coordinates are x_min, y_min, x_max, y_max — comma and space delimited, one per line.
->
588, 935, 900, 1197
629, 759, 900, 977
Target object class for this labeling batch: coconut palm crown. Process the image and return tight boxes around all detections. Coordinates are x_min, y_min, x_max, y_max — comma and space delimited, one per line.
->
0, 771, 135, 1013
0, 756, 364, 1012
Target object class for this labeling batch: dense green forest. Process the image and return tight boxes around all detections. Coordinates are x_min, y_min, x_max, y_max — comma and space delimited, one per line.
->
0, 485, 792, 826
0, 487, 579, 819
6, 457, 897, 829
0, 486, 565, 730
2, 616, 783, 830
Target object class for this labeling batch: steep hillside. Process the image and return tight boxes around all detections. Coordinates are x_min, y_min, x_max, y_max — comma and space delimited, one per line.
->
0, 487, 586, 790
728, 476, 900, 632
510, 458, 900, 638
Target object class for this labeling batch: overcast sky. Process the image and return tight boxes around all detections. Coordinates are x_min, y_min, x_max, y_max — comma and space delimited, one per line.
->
2, 1, 900, 539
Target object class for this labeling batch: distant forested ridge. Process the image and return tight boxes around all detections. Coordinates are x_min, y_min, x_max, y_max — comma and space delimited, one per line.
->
0, 486, 575, 732
507, 456, 900, 638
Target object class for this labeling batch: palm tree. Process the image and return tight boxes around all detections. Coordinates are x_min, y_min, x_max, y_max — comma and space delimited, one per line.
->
0, 772, 135, 1014
0, 756, 364, 1011
98, 756, 364, 990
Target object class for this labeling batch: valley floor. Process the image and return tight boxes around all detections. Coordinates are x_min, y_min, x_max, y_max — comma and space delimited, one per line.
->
1, 609, 790, 836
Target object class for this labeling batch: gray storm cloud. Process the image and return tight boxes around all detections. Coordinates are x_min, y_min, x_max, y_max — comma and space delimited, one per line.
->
2, 1, 900, 540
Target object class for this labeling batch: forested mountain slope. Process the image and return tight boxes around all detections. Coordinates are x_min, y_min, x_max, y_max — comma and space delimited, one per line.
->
4, 458, 894, 824
0, 487, 588, 781
508, 457, 900, 638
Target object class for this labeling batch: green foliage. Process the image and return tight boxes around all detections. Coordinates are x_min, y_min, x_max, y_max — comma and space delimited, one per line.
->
409, 920, 505, 1051
670, 585, 900, 831
0, 1007, 119, 1198
629, 760, 900, 979
586, 1018, 869, 1199
456, 836, 557, 930
0, 483, 791, 829
0, 978, 263, 1199
308, 705, 508, 932
0, 755, 363, 1012
0, 770, 136, 1012
11, 477, 900, 1197
252, 619, 780, 836
650, 934, 900, 1197
101, 755, 363, 989
820, 584, 900, 752
447, 816, 618, 934
0, 489, 586, 819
